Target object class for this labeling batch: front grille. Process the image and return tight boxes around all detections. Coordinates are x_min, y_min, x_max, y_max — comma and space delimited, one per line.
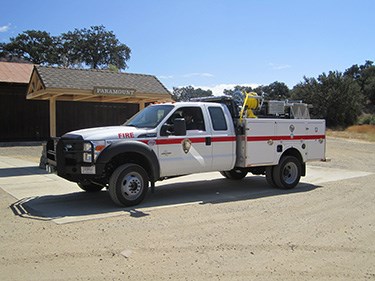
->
59, 139, 85, 164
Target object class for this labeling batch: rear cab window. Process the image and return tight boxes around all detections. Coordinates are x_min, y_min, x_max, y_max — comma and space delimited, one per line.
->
208, 107, 228, 131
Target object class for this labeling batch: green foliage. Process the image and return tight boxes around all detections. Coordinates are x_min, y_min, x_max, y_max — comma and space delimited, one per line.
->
291, 71, 362, 127
357, 114, 375, 125
344, 60, 375, 105
1, 30, 59, 64
224, 85, 254, 97
107, 64, 120, 72
172, 86, 213, 101
256, 81, 290, 100
223, 82, 290, 100
59, 25, 131, 69
0, 26, 131, 70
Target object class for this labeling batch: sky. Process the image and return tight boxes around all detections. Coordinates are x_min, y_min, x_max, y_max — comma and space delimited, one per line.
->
1, 0, 374, 95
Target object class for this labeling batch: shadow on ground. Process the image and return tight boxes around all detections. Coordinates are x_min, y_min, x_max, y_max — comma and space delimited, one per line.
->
0, 166, 47, 177
10, 176, 320, 222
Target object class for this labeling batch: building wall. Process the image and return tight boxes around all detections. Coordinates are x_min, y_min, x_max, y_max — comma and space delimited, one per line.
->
56, 101, 139, 136
0, 82, 49, 142
0, 82, 140, 142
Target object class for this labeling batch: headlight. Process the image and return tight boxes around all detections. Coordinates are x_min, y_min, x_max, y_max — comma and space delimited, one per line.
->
83, 141, 107, 163
83, 142, 92, 152
83, 142, 94, 163
83, 152, 93, 163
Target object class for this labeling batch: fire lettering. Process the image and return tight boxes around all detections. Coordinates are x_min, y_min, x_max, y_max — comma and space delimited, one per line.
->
118, 132, 135, 139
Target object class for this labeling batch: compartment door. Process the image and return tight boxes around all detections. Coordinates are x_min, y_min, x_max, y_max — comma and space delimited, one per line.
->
245, 120, 276, 165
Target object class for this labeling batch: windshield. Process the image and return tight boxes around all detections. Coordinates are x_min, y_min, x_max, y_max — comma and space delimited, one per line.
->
124, 104, 174, 128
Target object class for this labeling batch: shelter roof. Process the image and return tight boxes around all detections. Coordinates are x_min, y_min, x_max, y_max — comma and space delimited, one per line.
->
27, 66, 172, 103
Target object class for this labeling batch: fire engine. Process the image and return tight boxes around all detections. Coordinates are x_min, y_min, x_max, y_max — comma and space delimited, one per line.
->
46, 93, 326, 206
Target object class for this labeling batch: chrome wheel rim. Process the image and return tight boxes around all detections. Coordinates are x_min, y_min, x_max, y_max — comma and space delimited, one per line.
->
120, 172, 143, 200
282, 162, 298, 184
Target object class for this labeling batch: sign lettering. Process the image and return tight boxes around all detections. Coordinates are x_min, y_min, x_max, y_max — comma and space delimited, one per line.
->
94, 87, 136, 96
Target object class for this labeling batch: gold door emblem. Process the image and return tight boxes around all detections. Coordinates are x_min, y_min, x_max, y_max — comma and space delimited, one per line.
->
182, 139, 192, 154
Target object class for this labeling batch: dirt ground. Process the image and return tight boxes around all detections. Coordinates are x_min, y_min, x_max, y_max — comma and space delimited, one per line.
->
0, 137, 374, 280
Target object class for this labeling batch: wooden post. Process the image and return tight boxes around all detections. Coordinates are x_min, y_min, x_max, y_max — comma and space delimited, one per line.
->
139, 102, 145, 110
49, 97, 57, 137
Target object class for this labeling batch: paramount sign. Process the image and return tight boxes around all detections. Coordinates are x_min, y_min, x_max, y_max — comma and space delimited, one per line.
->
94, 87, 136, 96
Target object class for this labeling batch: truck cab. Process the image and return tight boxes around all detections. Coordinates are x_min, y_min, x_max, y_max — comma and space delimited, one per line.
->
156, 102, 236, 176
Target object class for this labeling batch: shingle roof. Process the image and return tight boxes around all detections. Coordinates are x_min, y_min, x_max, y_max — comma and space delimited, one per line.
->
35, 66, 170, 95
0, 62, 34, 83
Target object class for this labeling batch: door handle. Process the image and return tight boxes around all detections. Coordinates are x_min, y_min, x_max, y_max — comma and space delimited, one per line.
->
205, 137, 211, 146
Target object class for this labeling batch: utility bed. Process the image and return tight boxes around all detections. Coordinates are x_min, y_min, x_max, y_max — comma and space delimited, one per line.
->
236, 118, 326, 167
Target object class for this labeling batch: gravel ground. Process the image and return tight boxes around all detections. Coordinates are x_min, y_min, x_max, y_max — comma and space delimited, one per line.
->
0, 137, 374, 280
309, 137, 375, 173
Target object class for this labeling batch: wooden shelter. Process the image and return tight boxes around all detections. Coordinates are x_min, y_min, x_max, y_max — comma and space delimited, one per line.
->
27, 66, 172, 137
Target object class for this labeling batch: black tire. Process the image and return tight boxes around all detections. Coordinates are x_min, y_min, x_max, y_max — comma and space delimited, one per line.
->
109, 164, 149, 207
220, 169, 247, 180
272, 156, 302, 189
265, 166, 277, 188
77, 181, 104, 192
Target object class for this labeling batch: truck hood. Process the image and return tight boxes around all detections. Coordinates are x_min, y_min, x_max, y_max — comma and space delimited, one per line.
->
62, 126, 156, 141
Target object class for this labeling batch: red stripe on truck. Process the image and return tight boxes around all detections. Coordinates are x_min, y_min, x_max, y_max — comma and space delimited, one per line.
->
156, 136, 236, 145
139, 136, 236, 145
247, 135, 326, 142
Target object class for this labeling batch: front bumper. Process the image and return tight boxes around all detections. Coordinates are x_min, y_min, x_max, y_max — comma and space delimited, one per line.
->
46, 137, 105, 183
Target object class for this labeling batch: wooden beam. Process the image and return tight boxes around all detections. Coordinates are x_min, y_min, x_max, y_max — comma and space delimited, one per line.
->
49, 96, 57, 137
27, 89, 49, 100
40, 92, 66, 100
73, 95, 96, 101
100, 96, 132, 102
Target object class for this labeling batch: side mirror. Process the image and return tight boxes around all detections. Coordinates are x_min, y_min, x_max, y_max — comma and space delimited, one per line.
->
174, 118, 186, 136
160, 118, 186, 136
160, 124, 171, 136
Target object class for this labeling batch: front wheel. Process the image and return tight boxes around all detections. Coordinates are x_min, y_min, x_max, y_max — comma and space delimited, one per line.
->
272, 156, 302, 189
109, 164, 149, 207
220, 169, 248, 180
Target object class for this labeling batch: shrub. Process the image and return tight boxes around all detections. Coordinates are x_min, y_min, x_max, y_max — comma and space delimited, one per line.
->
357, 114, 375, 125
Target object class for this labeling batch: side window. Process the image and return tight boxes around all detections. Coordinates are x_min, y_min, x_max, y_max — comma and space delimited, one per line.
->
181, 107, 206, 131
208, 107, 227, 131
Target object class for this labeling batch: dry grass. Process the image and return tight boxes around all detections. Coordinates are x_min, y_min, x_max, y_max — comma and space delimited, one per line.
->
327, 125, 375, 142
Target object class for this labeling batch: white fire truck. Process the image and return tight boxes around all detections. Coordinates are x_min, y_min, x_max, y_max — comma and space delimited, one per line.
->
46, 94, 326, 206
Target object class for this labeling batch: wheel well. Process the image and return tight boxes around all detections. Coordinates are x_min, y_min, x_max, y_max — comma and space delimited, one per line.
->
105, 152, 152, 182
280, 148, 306, 176
282, 148, 302, 162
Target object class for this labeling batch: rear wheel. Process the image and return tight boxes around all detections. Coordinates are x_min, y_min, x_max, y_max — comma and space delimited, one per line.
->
220, 169, 248, 180
272, 156, 302, 189
109, 164, 149, 206
265, 166, 277, 188
77, 181, 104, 192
